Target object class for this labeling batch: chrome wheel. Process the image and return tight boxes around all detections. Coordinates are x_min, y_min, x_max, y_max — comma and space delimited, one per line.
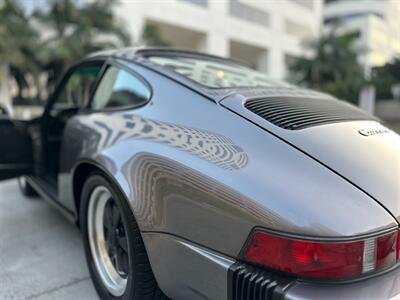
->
87, 186, 129, 297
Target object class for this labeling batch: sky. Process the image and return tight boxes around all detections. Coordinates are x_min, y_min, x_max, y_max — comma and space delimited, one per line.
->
19, 0, 46, 15
19, 0, 87, 15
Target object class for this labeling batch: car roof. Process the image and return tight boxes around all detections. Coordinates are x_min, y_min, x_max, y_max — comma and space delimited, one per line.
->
85, 47, 334, 103
86, 46, 246, 66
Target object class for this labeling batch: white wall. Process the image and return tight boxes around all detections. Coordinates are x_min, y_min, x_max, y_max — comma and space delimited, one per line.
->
324, 0, 400, 73
115, 0, 323, 79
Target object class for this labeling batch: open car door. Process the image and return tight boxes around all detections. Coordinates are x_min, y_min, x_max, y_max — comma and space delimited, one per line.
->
0, 116, 33, 180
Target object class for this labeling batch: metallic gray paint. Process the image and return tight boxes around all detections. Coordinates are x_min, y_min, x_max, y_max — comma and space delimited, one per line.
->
77, 113, 249, 170
51, 55, 400, 299
142, 232, 234, 300
285, 266, 400, 300
222, 94, 400, 221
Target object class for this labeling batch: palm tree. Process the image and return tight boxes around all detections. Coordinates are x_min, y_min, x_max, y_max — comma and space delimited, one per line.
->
289, 30, 365, 103
34, 0, 131, 90
372, 59, 400, 100
141, 23, 169, 47
0, 0, 40, 106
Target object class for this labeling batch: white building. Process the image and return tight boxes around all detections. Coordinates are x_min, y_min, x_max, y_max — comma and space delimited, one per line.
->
115, 0, 323, 80
324, 0, 400, 75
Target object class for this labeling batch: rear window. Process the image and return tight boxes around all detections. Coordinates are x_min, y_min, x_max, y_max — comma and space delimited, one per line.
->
147, 55, 292, 89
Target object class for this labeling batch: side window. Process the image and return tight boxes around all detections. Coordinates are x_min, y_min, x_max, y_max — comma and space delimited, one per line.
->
52, 65, 102, 113
91, 66, 151, 110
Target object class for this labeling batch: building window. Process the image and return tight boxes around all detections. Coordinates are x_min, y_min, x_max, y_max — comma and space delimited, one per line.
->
284, 19, 313, 39
324, 12, 384, 24
325, 0, 344, 4
229, 0, 269, 28
143, 20, 207, 51
230, 40, 268, 72
179, 0, 208, 7
284, 53, 298, 81
291, 0, 314, 10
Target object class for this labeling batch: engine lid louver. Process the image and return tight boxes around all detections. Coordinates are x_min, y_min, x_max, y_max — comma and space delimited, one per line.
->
244, 97, 377, 130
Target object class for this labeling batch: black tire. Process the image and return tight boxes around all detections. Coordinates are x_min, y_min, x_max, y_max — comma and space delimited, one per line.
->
80, 173, 169, 300
18, 177, 38, 198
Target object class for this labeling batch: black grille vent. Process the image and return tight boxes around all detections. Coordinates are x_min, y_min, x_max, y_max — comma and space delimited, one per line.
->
228, 263, 293, 300
244, 97, 377, 130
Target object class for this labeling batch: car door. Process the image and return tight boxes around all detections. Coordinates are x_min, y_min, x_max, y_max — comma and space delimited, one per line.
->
0, 60, 104, 184
56, 62, 152, 212
41, 60, 104, 182
0, 114, 34, 180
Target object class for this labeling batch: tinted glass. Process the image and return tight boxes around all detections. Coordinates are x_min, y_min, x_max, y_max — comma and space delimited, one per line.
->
92, 67, 151, 110
53, 66, 102, 111
148, 55, 292, 88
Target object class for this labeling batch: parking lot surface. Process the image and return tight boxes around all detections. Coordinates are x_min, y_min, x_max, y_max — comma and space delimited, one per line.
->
0, 180, 98, 300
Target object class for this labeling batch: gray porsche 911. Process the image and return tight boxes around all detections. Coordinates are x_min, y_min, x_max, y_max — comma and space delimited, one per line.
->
1, 48, 399, 300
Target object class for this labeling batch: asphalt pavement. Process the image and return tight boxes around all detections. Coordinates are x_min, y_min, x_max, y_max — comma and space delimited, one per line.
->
0, 179, 98, 300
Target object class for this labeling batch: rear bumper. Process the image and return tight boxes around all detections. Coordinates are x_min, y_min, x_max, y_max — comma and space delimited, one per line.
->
228, 263, 400, 300
285, 266, 400, 300
142, 232, 400, 300
142, 232, 235, 300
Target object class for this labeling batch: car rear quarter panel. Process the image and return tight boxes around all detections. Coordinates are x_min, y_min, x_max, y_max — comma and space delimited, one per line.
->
59, 61, 397, 260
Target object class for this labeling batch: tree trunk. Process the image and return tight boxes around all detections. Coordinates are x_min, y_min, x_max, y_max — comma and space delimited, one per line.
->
0, 64, 11, 108
32, 72, 42, 103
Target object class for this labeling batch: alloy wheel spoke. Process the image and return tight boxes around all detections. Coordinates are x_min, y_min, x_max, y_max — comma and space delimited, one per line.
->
102, 198, 129, 276
117, 235, 128, 253
103, 200, 114, 230
105, 228, 113, 252
115, 248, 129, 276
112, 202, 121, 231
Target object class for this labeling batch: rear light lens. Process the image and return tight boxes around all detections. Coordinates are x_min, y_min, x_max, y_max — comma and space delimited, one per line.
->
398, 230, 400, 260
376, 232, 397, 271
243, 230, 399, 280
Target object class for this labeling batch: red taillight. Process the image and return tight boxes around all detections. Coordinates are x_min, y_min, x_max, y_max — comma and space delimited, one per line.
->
243, 230, 399, 280
397, 230, 400, 261
376, 232, 397, 271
